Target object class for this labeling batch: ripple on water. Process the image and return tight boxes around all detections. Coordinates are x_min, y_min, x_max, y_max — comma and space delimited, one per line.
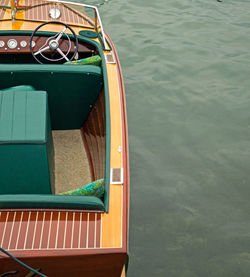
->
80, 0, 250, 276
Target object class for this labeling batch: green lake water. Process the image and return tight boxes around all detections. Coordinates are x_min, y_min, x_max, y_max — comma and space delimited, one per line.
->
88, 0, 250, 276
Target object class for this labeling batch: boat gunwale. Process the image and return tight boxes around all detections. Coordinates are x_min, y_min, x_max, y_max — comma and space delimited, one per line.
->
104, 32, 130, 254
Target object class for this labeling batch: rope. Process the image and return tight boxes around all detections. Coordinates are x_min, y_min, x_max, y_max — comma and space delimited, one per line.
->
0, 247, 47, 277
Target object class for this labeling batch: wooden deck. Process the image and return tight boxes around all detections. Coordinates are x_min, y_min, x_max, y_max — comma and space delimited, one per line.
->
0, 211, 102, 251
0, 0, 94, 28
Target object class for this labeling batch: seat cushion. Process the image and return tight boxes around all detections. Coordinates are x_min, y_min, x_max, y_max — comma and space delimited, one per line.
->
0, 85, 35, 92
0, 90, 48, 143
0, 90, 54, 194
0, 195, 105, 210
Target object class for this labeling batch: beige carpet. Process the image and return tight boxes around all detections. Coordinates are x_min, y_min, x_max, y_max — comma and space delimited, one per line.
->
52, 130, 91, 194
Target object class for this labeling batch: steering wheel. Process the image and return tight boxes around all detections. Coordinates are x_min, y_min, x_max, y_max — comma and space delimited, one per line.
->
30, 21, 79, 64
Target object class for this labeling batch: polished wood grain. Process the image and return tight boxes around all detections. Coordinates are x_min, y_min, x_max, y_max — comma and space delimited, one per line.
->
109, 32, 130, 251
0, 0, 94, 28
101, 59, 124, 248
0, 0, 9, 20
82, 89, 106, 181
0, 252, 127, 277
22, 0, 93, 27
0, 211, 102, 251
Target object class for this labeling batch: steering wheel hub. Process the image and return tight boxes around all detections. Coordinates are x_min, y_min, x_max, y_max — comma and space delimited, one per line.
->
49, 40, 59, 50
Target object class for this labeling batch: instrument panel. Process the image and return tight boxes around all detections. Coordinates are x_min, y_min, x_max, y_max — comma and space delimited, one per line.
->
0, 35, 96, 54
0, 38, 34, 51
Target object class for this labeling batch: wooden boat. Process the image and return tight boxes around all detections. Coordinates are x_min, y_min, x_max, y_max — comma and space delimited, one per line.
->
0, 1, 129, 276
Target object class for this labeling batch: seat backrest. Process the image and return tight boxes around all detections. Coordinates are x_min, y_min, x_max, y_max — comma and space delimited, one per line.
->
0, 64, 103, 129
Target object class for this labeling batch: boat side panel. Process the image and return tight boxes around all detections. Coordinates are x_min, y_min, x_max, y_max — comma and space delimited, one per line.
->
81, 88, 106, 181
0, 252, 127, 277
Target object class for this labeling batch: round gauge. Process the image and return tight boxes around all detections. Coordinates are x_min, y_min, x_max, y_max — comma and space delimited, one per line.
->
20, 40, 27, 48
31, 41, 36, 48
0, 41, 5, 48
7, 39, 17, 49
49, 8, 61, 19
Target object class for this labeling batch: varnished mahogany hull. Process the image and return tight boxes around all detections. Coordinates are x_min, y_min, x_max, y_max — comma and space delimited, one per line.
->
0, 251, 127, 276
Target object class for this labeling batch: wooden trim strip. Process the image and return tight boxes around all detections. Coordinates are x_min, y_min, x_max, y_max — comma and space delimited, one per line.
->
86, 213, 89, 248
63, 212, 68, 249
94, 213, 97, 248
23, 211, 31, 250
78, 212, 82, 248
15, 212, 23, 250
71, 212, 75, 249
39, 212, 46, 249
112, 36, 130, 252
7, 212, 16, 250
1, 211, 9, 248
31, 211, 39, 249
102, 33, 129, 252
46, 211, 53, 249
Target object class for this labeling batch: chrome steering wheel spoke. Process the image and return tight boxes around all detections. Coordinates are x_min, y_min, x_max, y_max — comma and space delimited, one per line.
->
34, 45, 50, 56
56, 47, 69, 62
55, 27, 67, 42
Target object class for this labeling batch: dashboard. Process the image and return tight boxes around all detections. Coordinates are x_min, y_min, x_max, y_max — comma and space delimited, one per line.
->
0, 35, 96, 54
0, 34, 99, 64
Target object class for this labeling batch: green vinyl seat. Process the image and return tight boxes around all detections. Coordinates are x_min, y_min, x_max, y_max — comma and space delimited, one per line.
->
0, 89, 54, 194
0, 64, 103, 130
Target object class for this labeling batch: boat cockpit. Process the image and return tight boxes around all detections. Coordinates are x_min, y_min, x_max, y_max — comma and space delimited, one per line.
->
0, 25, 98, 64
0, 1, 110, 212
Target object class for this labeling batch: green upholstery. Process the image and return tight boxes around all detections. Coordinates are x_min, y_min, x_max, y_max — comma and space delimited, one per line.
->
0, 86, 105, 210
1, 85, 35, 92
0, 195, 105, 210
0, 90, 54, 194
0, 90, 48, 143
0, 64, 103, 130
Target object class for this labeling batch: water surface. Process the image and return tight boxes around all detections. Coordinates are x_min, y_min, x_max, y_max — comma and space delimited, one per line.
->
87, 0, 250, 276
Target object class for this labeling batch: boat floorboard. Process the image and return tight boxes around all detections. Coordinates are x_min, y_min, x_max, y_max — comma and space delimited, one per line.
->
52, 129, 91, 194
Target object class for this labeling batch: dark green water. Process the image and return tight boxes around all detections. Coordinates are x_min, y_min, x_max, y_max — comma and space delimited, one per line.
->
91, 0, 250, 276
